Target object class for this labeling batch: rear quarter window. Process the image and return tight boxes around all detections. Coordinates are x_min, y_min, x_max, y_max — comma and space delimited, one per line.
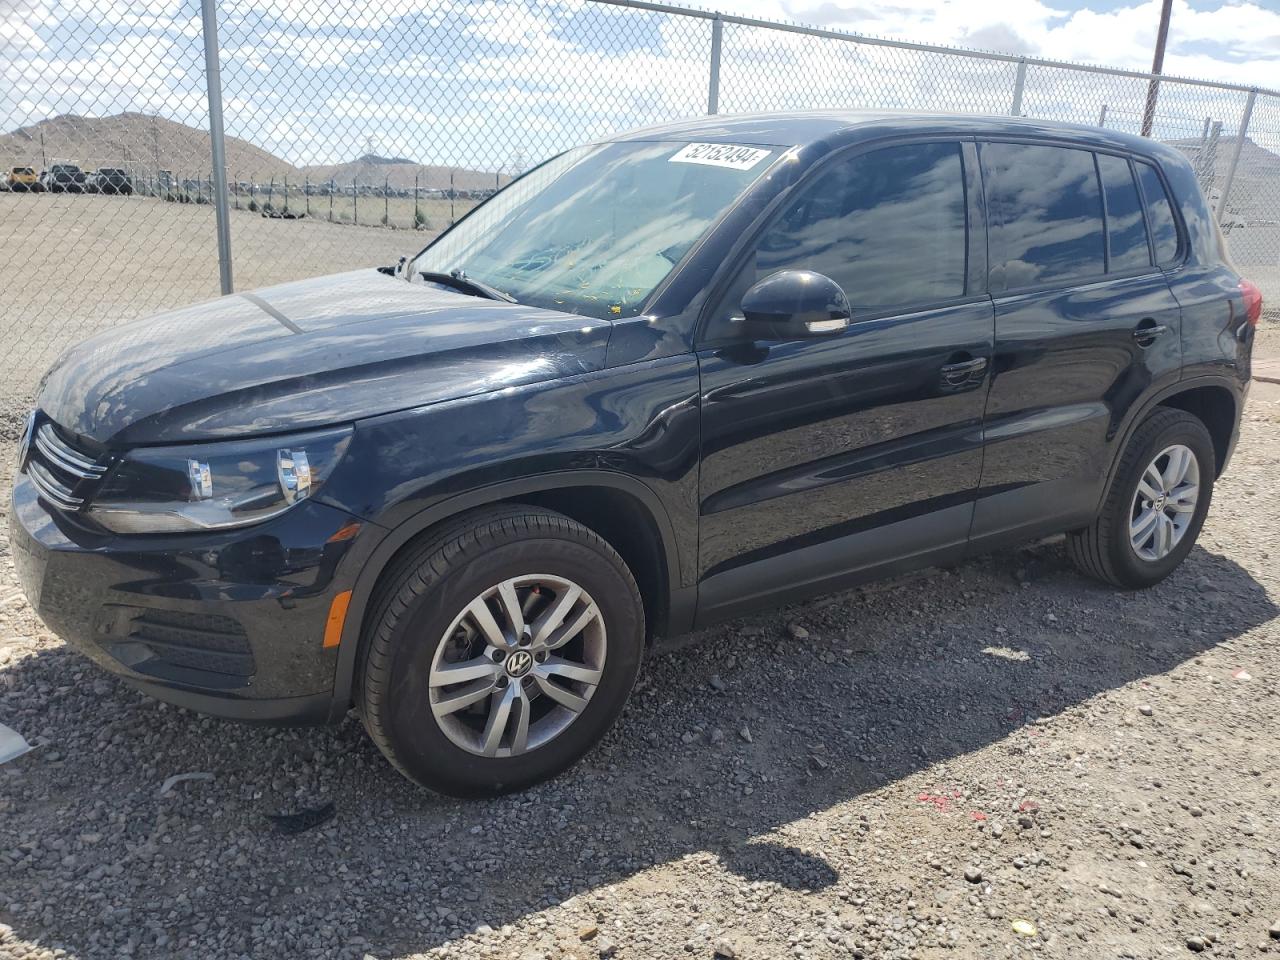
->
1134, 161, 1180, 266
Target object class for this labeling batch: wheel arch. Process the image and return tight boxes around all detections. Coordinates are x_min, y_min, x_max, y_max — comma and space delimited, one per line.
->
327, 471, 692, 720
1098, 376, 1241, 515
1155, 384, 1238, 476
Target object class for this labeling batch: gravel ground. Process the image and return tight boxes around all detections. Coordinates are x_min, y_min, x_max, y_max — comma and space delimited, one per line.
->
1, 351, 1279, 960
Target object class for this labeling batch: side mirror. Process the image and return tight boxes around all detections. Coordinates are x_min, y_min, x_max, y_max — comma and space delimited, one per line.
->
739, 270, 851, 340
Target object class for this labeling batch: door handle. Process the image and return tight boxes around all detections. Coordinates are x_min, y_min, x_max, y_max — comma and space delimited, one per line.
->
940, 357, 988, 383
1132, 321, 1168, 346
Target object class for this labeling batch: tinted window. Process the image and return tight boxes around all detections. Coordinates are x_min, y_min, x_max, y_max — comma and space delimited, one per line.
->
983, 142, 1105, 288
752, 141, 968, 311
1097, 153, 1151, 273
1135, 161, 1179, 265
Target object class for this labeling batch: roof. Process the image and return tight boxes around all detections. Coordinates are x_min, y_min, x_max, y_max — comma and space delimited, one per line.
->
608, 110, 1172, 160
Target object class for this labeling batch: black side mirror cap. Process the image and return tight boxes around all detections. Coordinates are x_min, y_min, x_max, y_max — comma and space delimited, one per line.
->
739, 270, 851, 340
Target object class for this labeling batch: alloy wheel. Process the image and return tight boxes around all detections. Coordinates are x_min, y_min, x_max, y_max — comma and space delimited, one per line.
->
427, 574, 606, 758
1129, 443, 1200, 562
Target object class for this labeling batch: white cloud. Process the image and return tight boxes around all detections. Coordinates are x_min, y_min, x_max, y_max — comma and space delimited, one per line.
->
2, 0, 1275, 171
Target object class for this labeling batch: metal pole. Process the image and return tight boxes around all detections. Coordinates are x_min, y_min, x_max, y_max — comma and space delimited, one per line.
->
1217, 89, 1256, 220
1097, 104, 1107, 127
707, 13, 723, 115
1140, 0, 1173, 137
1010, 58, 1026, 116
200, 0, 233, 294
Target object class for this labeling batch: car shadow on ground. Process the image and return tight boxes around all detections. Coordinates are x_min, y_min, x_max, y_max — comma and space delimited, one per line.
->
0, 540, 1274, 958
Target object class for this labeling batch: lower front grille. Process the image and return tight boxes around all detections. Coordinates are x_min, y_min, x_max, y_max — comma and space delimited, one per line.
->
127, 609, 255, 678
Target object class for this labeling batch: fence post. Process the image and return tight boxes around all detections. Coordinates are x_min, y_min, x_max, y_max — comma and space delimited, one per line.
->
1217, 89, 1256, 221
1097, 104, 1107, 127
707, 13, 723, 115
1010, 58, 1026, 116
384, 175, 390, 226
353, 175, 358, 225
200, 0, 233, 294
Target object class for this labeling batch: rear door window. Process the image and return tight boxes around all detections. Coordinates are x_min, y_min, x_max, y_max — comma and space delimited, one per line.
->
1096, 153, 1152, 273
1134, 161, 1180, 266
982, 142, 1106, 289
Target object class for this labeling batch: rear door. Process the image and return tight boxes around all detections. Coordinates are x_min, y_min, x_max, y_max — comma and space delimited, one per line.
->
694, 138, 995, 622
971, 140, 1183, 548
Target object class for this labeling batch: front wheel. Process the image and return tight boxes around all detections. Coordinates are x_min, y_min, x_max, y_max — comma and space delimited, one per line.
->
1067, 407, 1215, 589
356, 505, 644, 797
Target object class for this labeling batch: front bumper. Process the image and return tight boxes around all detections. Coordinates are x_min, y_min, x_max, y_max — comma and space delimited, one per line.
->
9, 474, 377, 724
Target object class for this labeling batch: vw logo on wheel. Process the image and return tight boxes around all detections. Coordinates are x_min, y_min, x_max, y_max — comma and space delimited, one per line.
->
505, 649, 534, 678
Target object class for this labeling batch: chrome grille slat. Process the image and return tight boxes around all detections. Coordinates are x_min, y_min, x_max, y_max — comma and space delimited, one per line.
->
28, 460, 85, 509
35, 423, 105, 478
22, 414, 109, 513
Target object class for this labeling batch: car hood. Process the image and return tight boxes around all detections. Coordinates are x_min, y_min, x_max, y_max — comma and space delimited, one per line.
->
38, 269, 613, 445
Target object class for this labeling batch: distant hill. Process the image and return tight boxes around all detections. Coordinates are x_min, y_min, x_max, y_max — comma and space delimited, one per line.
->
300, 155, 510, 192
0, 112, 294, 178
0, 113, 507, 189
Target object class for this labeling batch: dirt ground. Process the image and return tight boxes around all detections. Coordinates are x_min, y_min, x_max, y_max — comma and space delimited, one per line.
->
0, 194, 447, 397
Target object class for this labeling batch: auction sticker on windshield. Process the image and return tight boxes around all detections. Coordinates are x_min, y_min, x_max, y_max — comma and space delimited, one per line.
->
668, 143, 772, 170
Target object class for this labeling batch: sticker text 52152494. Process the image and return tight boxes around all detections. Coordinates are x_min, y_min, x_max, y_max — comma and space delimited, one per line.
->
668, 143, 772, 170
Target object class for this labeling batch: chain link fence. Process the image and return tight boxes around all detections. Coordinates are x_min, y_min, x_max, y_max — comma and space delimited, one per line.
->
2, 0, 1277, 404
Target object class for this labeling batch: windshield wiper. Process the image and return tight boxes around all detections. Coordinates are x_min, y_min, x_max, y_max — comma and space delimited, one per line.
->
417, 269, 517, 304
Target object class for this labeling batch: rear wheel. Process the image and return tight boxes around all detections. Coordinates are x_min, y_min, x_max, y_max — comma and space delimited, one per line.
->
356, 505, 644, 796
1067, 407, 1214, 589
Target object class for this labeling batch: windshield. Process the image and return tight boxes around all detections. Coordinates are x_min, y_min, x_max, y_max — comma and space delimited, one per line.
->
409, 140, 776, 319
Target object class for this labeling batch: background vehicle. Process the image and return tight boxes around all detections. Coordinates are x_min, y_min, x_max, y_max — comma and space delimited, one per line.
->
5, 166, 38, 192
88, 167, 134, 195
39, 163, 86, 193
10, 114, 1257, 797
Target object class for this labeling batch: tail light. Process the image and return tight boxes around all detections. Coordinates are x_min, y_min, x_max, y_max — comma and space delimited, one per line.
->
1240, 278, 1263, 327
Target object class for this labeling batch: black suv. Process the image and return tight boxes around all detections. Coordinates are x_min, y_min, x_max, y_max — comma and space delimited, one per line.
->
39, 163, 86, 193
11, 113, 1259, 796
89, 167, 134, 195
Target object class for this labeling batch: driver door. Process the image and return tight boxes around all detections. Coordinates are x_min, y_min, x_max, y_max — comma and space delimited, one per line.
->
694, 139, 995, 623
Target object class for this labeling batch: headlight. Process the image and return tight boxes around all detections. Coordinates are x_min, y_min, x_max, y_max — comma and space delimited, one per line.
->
88, 427, 352, 534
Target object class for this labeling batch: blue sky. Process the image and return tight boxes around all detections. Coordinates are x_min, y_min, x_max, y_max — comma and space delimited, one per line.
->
2, 0, 1277, 170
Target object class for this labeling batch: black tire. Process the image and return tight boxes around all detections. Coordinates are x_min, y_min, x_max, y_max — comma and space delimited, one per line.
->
356, 505, 645, 797
1067, 407, 1214, 589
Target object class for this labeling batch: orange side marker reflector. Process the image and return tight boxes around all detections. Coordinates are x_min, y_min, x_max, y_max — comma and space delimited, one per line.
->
323, 590, 353, 649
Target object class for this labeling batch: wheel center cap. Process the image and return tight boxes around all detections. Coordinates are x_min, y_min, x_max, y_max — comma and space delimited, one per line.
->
505, 649, 534, 678
1155, 493, 1168, 510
